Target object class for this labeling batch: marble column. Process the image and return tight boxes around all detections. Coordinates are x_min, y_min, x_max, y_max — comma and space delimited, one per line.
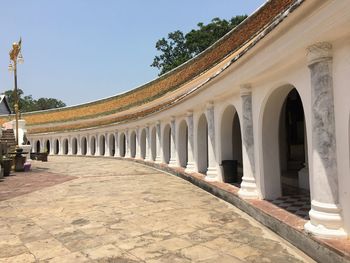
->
238, 85, 259, 199
145, 126, 152, 161
155, 121, 162, 163
185, 111, 195, 173
304, 42, 347, 238
125, 130, 131, 158
205, 102, 219, 181
169, 117, 177, 167
114, 131, 119, 157
135, 127, 141, 159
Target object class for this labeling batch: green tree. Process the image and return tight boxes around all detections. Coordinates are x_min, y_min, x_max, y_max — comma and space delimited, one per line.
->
151, 15, 247, 75
3, 89, 66, 113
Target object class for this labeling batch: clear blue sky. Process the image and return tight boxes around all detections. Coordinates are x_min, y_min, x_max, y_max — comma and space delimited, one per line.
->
0, 0, 265, 106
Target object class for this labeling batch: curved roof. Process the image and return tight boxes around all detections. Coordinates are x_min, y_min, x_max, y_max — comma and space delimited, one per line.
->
0, 0, 303, 134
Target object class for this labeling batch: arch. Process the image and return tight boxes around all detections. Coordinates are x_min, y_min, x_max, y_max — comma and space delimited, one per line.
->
45, 140, 50, 154
151, 126, 157, 161
36, 140, 41, 153
54, 139, 59, 154
261, 85, 309, 200
197, 114, 208, 173
162, 124, 171, 164
72, 138, 78, 155
130, 131, 136, 158
220, 105, 243, 184
119, 132, 126, 157
63, 138, 69, 155
90, 136, 96, 156
140, 129, 146, 159
81, 137, 87, 155
109, 134, 115, 156
178, 120, 188, 167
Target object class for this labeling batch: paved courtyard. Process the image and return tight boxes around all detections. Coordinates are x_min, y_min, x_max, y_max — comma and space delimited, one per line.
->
0, 156, 314, 262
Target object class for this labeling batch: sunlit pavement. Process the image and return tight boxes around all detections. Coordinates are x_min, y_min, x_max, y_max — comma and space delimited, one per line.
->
0, 156, 314, 262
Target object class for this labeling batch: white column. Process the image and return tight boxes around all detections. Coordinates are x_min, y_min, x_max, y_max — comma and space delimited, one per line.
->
86, 135, 91, 156
238, 85, 259, 199
205, 102, 219, 181
185, 111, 195, 173
104, 132, 109, 157
145, 126, 152, 161
59, 137, 63, 155
169, 117, 177, 167
114, 131, 119, 157
125, 130, 131, 158
135, 127, 141, 159
49, 139, 55, 155
77, 136, 82, 155
155, 121, 162, 163
67, 136, 73, 155
304, 42, 347, 238
96, 133, 101, 156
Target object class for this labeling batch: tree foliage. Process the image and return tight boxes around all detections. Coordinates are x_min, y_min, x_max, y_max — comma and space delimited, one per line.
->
151, 15, 247, 75
3, 89, 66, 113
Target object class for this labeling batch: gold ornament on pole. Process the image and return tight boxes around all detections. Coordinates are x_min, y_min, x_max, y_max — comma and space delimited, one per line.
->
8, 38, 24, 148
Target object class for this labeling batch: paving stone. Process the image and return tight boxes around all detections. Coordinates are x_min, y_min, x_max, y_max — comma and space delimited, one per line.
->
0, 157, 314, 262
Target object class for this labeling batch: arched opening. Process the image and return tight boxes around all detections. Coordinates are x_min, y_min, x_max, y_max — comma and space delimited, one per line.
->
36, 140, 41, 153
130, 131, 136, 158
262, 86, 309, 219
119, 133, 126, 157
140, 129, 146, 159
81, 137, 87, 155
109, 134, 115, 156
151, 127, 157, 161
54, 139, 59, 154
90, 137, 96, 156
178, 120, 188, 167
197, 114, 208, 173
63, 139, 68, 155
162, 124, 171, 164
72, 138, 78, 155
45, 140, 50, 154
220, 105, 243, 185
99, 135, 105, 156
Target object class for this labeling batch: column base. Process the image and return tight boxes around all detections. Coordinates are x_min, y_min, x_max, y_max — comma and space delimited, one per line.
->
304, 200, 347, 239
205, 166, 219, 182
238, 177, 259, 199
168, 158, 177, 167
185, 162, 195, 173
155, 156, 162, 164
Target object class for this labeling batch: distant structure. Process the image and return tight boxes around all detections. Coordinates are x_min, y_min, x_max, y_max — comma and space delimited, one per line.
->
2, 0, 349, 241
0, 95, 12, 115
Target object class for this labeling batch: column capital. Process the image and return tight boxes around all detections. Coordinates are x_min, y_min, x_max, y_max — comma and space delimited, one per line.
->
240, 84, 252, 96
307, 42, 332, 65
170, 116, 176, 123
206, 101, 214, 110
186, 110, 193, 117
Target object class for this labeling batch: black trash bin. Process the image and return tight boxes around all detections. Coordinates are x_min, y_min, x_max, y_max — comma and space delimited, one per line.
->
221, 160, 238, 183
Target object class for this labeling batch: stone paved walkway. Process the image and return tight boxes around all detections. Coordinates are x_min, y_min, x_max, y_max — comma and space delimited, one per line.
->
0, 156, 314, 262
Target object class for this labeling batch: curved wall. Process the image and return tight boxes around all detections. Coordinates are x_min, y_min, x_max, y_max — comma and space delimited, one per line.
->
0, 0, 298, 134
20, 0, 350, 240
